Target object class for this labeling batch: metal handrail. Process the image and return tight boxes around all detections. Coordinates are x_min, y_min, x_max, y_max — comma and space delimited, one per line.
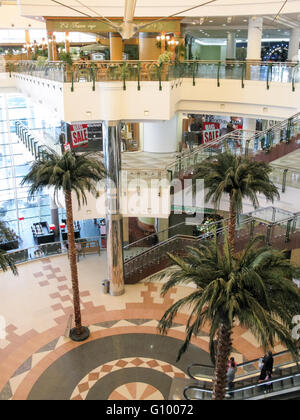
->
183, 372, 300, 400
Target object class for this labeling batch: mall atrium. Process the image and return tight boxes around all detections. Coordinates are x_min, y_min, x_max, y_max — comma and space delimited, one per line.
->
0, 0, 300, 401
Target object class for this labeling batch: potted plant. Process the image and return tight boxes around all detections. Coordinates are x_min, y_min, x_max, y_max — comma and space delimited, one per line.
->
157, 51, 173, 81
59, 51, 73, 82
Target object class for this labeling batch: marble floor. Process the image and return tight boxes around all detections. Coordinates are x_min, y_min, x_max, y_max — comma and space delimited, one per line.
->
0, 253, 286, 400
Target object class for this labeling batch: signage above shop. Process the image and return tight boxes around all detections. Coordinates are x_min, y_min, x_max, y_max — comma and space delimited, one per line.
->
46, 18, 181, 34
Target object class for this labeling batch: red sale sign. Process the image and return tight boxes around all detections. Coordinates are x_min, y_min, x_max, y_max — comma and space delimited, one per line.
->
202, 122, 220, 144
70, 124, 88, 148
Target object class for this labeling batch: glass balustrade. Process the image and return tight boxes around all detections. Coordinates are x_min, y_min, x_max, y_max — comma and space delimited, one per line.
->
7, 60, 300, 92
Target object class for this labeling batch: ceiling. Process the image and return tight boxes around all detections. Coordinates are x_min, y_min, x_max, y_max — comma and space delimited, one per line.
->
183, 13, 300, 40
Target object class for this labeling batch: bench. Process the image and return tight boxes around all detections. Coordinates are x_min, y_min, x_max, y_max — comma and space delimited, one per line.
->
77, 240, 100, 259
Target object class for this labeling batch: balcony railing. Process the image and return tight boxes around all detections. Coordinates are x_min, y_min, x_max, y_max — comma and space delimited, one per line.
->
8, 59, 300, 92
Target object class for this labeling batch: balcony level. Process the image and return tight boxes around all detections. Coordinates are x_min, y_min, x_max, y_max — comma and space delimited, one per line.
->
3, 60, 300, 122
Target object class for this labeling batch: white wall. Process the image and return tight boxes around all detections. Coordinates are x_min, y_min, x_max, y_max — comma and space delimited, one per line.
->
10, 73, 300, 124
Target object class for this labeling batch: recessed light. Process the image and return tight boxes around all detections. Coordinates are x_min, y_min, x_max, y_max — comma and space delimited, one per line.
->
243, 19, 247, 22
209, 20, 213, 23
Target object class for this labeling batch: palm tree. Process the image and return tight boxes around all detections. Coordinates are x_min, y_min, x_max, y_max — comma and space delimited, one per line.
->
193, 151, 280, 252
0, 220, 18, 275
22, 149, 106, 341
155, 233, 300, 400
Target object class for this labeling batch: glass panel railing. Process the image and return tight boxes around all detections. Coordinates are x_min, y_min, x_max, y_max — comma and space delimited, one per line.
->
184, 371, 300, 400
8, 60, 300, 90
4, 235, 102, 266
187, 350, 298, 384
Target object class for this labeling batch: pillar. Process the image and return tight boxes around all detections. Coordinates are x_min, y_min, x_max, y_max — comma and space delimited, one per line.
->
52, 34, 58, 61
65, 32, 70, 54
50, 196, 59, 235
139, 32, 161, 60
243, 117, 257, 149
288, 28, 300, 62
143, 116, 178, 153
109, 33, 123, 61
226, 32, 236, 60
47, 31, 53, 61
25, 29, 31, 59
103, 121, 125, 296
246, 17, 263, 79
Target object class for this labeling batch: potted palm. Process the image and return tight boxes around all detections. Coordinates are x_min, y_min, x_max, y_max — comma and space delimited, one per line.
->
154, 232, 300, 400
22, 148, 106, 342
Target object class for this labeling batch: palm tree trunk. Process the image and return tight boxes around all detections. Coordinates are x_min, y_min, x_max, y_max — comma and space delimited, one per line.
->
65, 191, 82, 335
228, 193, 236, 254
212, 323, 232, 400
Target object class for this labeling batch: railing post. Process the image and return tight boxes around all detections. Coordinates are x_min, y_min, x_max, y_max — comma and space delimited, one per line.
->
285, 219, 293, 243
286, 118, 292, 143
266, 224, 273, 246
137, 61, 141, 91
71, 70, 74, 92
122, 62, 126, 91
282, 168, 288, 193
241, 62, 245, 88
267, 63, 272, 90
217, 61, 221, 87
192, 61, 196, 86
245, 139, 250, 157
250, 219, 255, 239
158, 63, 162, 91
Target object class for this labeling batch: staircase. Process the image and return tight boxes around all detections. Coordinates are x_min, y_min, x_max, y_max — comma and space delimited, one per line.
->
166, 112, 300, 181
124, 207, 300, 284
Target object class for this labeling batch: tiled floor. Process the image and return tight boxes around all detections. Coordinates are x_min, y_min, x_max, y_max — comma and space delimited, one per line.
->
0, 253, 285, 400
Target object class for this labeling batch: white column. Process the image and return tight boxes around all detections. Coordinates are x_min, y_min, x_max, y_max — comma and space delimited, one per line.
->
246, 17, 263, 60
226, 32, 236, 60
243, 117, 257, 149
288, 28, 300, 61
143, 116, 178, 153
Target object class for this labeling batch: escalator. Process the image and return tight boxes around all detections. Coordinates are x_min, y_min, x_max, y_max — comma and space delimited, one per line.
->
183, 350, 300, 400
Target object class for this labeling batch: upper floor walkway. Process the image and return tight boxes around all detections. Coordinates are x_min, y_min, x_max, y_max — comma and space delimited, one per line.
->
2, 59, 300, 122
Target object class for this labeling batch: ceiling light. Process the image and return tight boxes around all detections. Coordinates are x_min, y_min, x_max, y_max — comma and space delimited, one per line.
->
243, 19, 247, 22
192, 21, 196, 25
209, 20, 213, 23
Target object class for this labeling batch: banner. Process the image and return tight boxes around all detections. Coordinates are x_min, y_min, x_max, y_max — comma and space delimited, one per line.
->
70, 124, 88, 148
202, 122, 220, 144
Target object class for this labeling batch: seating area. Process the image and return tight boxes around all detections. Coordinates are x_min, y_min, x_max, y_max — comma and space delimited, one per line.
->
31, 222, 55, 244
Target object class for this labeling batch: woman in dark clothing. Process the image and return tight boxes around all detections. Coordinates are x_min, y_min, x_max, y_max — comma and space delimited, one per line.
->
259, 351, 274, 381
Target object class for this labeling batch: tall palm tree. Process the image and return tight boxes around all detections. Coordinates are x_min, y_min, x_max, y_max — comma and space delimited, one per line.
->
193, 151, 280, 252
22, 149, 106, 341
0, 220, 18, 275
155, 233, 300, 400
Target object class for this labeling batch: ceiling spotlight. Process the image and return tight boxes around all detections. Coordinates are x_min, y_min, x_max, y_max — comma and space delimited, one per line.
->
209, 20, 213, 23
243, 19, 248, 22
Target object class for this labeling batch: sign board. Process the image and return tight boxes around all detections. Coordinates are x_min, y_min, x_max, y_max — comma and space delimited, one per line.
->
60, 121, 103, 152
70, 124, 88, 149
202, 122, 220, 144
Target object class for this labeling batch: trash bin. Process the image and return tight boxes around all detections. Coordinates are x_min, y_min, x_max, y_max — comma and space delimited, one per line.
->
101, 279, 110, 294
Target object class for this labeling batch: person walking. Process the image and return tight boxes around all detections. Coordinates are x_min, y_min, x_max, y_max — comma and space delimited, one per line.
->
226, 357, 237, 398
258, 351, 274, 393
